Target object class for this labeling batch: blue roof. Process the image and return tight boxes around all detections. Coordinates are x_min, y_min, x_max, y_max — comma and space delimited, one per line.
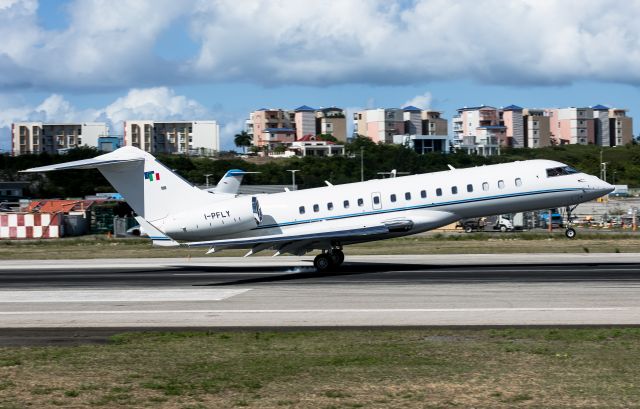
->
503, 104, 523, 111
592, 104, 609, 110
294, 105, 315, 112
403, 105, 421, 112
264, 127, 295, 133
257, 107, 267, 111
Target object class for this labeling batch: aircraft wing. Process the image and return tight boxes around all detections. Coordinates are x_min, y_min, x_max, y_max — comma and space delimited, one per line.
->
185, 224, 390, 256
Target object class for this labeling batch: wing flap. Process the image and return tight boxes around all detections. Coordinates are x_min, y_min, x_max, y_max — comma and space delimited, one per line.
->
185, 224, 389, 249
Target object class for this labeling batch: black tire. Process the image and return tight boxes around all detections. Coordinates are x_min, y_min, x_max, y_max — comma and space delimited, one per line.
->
464, 225, 474, 233
330, 249, 345, 266
314, 254, 333, 272
565, 228, 576, 239
499, 224, 507, 232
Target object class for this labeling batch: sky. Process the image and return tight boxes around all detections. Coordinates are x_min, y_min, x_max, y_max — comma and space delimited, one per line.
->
1, 0, 640, 153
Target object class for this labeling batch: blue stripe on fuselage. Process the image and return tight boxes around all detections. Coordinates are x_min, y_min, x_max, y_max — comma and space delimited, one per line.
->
254, 187, 581, 230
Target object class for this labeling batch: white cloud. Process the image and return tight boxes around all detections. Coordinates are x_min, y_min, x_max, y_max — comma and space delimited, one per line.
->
3, 0, 640, 90
402, 92, 433, 110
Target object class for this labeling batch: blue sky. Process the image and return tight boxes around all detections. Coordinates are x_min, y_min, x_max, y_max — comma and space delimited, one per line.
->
1, 0, 640, 152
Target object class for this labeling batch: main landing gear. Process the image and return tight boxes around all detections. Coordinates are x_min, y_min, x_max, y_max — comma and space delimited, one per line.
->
313, 248, 345, 272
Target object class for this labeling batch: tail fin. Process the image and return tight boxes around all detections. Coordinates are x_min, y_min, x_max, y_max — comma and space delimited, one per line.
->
23, 146, 213, 223
211, 170, 259, 195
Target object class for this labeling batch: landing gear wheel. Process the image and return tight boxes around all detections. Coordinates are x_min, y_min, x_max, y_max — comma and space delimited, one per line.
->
313, 253, 333, 272
329, 249, 345, 266
565, 227, 576, 239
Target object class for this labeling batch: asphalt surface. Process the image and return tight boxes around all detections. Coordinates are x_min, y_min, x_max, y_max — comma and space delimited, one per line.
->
1, 254, 640, 344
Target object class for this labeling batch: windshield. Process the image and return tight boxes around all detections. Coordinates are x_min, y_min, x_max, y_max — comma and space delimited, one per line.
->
546, 166, 580, 177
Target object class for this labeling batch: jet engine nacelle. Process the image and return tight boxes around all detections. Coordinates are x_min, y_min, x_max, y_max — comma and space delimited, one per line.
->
158, 196, 262, 240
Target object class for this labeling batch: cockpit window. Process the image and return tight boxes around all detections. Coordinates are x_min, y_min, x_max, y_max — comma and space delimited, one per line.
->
546, 166, 579, 177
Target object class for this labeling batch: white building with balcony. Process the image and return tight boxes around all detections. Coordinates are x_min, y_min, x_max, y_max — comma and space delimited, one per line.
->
124, 120, 219, 155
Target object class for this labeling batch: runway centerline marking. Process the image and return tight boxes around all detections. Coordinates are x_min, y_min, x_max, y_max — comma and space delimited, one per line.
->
0, 289, 251, 303
0, 307, 627, 315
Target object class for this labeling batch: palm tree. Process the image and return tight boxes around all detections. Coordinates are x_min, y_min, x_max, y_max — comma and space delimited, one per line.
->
234, 131, 253, 153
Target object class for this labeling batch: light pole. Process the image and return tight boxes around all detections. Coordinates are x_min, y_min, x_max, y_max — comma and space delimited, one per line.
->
286, 169, 300, 191
204, 174, 212, 187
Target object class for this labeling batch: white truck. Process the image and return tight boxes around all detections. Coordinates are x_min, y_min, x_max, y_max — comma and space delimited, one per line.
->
493, 213, 524, 232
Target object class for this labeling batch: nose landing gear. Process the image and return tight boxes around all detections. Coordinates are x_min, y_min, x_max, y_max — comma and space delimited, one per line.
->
564, 205, 578, 239
313, 247, 345, 272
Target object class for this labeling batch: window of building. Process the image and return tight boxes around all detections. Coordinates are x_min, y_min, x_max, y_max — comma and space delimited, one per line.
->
515, 178, 522, 187
420, 190, 427, 198
467, 184, 473, 192
373, 196, 380, 205
405, 192, 411, 200
343, 200, 350, 208
327, 202, 334, 210
482, 182, 489, 191
299, 206, 305, 214
357, 198, 364, 207
498, 180, 505, 189
436, 188, 443, 196
313, 204, 319, 212
451, 186, 458, 194
390, 194, 397, 202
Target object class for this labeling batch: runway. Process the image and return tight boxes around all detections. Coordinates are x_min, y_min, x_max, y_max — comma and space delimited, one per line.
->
1, 254, 640, 329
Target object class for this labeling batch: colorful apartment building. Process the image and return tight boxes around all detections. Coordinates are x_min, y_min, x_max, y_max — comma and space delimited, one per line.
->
546, 107, 595, 145
123, 120, 219, 155
452, 106, 505, 156
354, 106, 448, 153
11, 122, 109, 156
247, 106, 347, 149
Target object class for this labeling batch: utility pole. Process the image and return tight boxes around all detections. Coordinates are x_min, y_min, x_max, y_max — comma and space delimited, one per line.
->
360, 147, 364, 182
204, 174, 212, 187
286, 169, 300, 191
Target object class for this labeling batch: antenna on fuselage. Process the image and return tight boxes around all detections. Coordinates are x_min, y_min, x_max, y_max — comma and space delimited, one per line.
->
447, 164, 456, 170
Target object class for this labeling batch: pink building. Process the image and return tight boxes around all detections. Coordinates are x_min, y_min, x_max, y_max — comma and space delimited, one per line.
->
452, 106, 504, 156
353, 108, 405, 143
546, 107, 595, 145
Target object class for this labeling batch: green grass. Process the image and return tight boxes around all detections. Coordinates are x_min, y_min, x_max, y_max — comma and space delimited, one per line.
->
2, 328, 640, 407
0, 231, 639, 259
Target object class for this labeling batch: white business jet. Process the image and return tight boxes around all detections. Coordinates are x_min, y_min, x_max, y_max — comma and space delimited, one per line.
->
23, 146, 613, 271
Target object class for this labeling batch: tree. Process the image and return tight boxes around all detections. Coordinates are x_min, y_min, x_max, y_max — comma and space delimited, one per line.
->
234, 131, 253, 153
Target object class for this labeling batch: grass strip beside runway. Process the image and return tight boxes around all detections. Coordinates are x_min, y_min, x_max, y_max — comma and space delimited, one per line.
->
1, 232, 640, 259
1, 328, 640, 408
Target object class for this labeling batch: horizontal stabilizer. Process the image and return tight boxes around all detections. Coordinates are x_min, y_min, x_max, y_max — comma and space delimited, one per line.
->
21, 148, 147, 172
134, 216, 180, 247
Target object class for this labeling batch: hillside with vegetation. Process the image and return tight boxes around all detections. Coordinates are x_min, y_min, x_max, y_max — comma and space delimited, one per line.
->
1, 139, 638, 199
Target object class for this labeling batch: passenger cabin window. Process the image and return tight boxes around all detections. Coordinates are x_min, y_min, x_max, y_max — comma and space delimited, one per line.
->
436, 188, 443, 196
343, 200, 350, 208
357, 198, 364, 207
313, 204, 319, 212
327, 202, 334, 210
482, 182, 489, 191
451, 186, 458, 194
515, 178, 522, 187
373, 196, 380, 205
420, 190, 427, 198
390, 194, 397, 202
405, 192, 411, 200
498, 180, 505, 189
467, 184, 473, 192
299, 206, 305, 214
546, 166, 579, 177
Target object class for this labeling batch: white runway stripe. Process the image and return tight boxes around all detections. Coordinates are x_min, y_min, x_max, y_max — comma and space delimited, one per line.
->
0, 289, 250, 303
0, 307, 627, 315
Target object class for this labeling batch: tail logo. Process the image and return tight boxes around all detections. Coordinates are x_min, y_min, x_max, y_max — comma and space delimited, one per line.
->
144, 170, 160, 182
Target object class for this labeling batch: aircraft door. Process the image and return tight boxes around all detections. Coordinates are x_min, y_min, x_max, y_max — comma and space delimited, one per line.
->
371, 192, 382, 210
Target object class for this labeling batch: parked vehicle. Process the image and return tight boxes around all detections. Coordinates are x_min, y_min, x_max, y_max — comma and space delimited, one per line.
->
458, 218, 486, 233
539, 209, 563, 228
